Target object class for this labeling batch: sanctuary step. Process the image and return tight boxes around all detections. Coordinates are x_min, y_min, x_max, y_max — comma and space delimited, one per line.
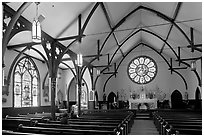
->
135, 112, 150, 120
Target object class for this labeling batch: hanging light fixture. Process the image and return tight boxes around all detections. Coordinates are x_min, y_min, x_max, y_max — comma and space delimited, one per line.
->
77, 53, 83, 67
191, 60, 196, 71
76, 39, 83, 67
32, 2, 41, 43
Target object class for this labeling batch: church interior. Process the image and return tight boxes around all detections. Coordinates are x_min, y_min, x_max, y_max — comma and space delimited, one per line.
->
2, 2, 202, 135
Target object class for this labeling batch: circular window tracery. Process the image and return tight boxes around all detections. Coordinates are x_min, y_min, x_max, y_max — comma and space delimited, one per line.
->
127, 55, 157, 84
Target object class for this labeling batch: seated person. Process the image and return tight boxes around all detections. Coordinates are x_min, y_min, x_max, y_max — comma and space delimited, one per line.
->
60, 112, 69, 124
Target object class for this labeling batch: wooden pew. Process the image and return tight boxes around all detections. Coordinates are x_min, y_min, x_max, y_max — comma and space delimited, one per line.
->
5, 115, 48, 123
34, 122, 122, 134
172, 128, 202, 135
46, 119, 126, 135
152, 111, 202, 135
2, 119, 34, 132
14, 110, 133, 135
17, 124, 120, 135
79, 110, 134, 134
2, 130, 34, 135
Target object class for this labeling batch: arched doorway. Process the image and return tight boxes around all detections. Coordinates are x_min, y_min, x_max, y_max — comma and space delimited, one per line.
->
195, 87, 201, 100
171, 90, 183, 109
107, 92, 116, 109
94, 91, 98, 109
195, 87, 201, 110
67, 78, 89, 111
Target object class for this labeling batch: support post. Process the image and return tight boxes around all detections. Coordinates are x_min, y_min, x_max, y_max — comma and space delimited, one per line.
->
77, 66, 82, 116
114, 63, 117, 78
190, 27, 194, 52
178, 47, 181, 66
51, 77, 56, 120
78, 14, 82, 43
97, 40, 100, 61
170, 58, 173, 74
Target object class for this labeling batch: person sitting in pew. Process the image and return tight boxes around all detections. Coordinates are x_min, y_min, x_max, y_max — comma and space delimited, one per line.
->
60, 112, 69, 124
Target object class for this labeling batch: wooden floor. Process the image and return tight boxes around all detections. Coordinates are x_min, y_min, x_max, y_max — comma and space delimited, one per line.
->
129, 119, 159, 135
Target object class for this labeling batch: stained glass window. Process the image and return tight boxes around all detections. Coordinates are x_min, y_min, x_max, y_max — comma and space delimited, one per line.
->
127, 56, 157, 84
13, 57, 39, 107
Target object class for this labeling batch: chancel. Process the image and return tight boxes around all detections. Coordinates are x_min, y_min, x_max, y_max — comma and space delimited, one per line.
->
2, 1, 202, 135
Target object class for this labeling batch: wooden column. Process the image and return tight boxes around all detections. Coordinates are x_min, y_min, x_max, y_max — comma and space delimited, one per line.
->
66, 84, 70, 112
77, 66, 82, 116
89, 67, 95, 110
51, 77, 56, 120
49, 41, 58, 120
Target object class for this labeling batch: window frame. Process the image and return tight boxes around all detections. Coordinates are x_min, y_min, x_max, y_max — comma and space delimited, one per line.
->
127, 55, 158, 84
13, 56, 40, 108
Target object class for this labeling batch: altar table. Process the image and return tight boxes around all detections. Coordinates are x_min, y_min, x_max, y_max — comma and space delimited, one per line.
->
129, 98, 157, 109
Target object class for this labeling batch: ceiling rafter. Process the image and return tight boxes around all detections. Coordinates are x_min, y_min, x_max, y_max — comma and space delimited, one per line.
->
100, 2, 125, 58
7, 42, 40, 50
13, 49, 45, 63
87, 4, 192, 67
160, 2, 182, 54
102, 42, 188, 93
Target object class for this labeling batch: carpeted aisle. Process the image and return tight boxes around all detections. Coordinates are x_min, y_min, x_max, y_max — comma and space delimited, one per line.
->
129, 119, 159, 135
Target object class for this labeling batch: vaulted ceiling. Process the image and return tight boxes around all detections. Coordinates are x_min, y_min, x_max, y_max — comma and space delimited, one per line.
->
4, 2, 202, 70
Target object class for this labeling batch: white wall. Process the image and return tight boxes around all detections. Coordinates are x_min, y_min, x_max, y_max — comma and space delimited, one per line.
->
2, 46, 201, 107
3, 49, 48, 107
95, 45, 202, 102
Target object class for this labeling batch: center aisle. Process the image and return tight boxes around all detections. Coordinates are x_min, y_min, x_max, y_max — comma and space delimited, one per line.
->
129, 119, 159, 135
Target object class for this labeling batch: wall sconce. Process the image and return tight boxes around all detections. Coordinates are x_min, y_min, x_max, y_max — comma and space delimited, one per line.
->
96, 69, 100, 76
57, 72, 61, 79
191, 60, 196, 71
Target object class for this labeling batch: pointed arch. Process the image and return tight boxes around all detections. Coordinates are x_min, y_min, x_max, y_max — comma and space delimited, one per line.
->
13, 56, 40, 107
102, 42, 188, 93
67, 77, 89, 109
195, 87, 201, 100
171, 90, 183, 109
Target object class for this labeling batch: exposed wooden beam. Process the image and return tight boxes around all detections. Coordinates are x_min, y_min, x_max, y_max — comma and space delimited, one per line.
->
13, 49, 45, 63
54, 34, 85, 41
7, 42, 40, 50
92, 65, 112, 68
84, 54, 103, 58
107, 53, 110, 65
168, 67, 188, 70
187, 44, 202, 48
178, 46, 181, 66
160, 2, 182, 54
176, 57, 202, 61
190, 27, 194, 52
78, 14, 82, 43
170, 58, 173, 74
193, 48, 202, 52
97, 40, 100, 60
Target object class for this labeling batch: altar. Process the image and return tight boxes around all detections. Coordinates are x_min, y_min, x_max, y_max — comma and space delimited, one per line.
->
128, 86, 157, 109
129, 98, 157, 109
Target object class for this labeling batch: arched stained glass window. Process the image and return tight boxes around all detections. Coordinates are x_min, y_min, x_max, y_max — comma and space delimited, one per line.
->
13, 57, 40, 107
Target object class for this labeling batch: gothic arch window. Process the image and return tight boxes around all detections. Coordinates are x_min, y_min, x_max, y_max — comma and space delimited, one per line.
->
127, 55, 157, 84
13, 57, 40, 107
